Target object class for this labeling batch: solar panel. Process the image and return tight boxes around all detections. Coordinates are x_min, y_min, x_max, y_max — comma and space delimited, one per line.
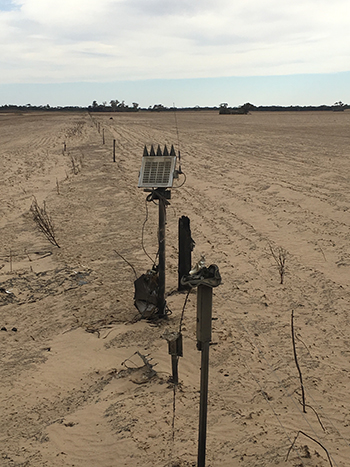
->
138, 155, 177, 188
138, 156, 177, 188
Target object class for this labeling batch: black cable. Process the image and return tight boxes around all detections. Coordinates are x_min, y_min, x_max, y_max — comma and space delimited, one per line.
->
113, 250, 138, 279
142, 190, 170, 268
141, 197, 157, 266
172, 172, 187, 189
179, 289, 191, 334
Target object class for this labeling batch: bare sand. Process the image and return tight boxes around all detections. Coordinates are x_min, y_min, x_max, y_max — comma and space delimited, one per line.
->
0, 110, 350, 467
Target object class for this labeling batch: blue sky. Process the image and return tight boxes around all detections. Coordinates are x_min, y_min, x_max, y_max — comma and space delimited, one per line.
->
0, 0, 349, 107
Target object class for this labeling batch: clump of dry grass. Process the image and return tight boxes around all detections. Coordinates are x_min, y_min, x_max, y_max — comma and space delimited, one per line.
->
30, 197, 60, 248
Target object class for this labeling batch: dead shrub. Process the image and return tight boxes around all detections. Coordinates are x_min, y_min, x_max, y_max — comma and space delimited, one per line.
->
269, 244, 287, 284
30, 197, 60, 248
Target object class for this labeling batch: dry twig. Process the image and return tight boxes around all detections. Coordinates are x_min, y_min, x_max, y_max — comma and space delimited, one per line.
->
70, 153, 79, 175
286, 430, 333, 466
291, 309, 306, 413
30, 197, 60, 248
269, 244, 287, 284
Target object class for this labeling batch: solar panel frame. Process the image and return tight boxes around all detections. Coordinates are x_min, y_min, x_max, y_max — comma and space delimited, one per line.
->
138, 155, 177, 188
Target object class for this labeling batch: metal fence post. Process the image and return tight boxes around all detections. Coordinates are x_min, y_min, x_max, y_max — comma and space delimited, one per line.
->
197, 284, 213, 467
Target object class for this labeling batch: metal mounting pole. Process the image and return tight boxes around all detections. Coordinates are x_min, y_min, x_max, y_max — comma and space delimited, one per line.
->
197, 284, 213, 467
158, 189, 166, 316
198, 340, 210, 467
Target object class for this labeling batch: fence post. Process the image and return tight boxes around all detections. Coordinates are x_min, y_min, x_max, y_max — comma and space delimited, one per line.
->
113, 139, 116, 162
178, 216, 194, 291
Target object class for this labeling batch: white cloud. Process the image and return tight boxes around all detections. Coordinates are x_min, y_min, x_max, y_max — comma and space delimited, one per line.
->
0, 0, 349, 83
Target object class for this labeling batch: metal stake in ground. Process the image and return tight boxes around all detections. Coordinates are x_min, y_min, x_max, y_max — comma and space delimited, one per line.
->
196, 284, 214, 467
164, 330, 183, 384
158, 188, 167, 316
178, 216, 194, 291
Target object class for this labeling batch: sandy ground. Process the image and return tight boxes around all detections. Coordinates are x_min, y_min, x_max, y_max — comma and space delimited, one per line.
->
0, 109, 350, 467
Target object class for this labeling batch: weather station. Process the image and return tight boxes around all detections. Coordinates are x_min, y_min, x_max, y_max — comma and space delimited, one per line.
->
137, 144, 183, 317
138, 141, 222, 466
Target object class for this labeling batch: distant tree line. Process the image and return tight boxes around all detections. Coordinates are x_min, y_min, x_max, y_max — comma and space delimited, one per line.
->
219, 102, 251, 114
0, 103, 86, 112
0, 100, 348, 113
88, 100, 140, 112
219, 101, 349, 114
